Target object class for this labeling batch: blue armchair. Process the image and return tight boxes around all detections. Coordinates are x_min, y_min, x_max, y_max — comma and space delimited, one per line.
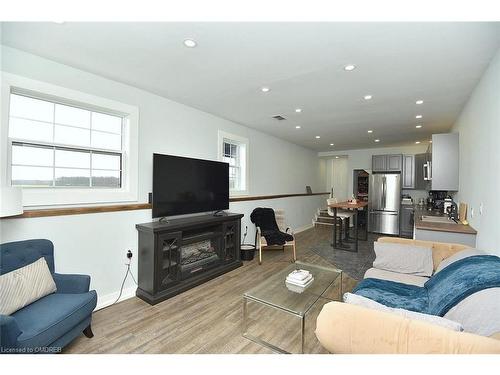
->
0, 239, 97, 353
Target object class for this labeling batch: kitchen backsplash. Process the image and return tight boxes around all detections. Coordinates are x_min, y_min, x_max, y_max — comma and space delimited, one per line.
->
402, 189, 429, 203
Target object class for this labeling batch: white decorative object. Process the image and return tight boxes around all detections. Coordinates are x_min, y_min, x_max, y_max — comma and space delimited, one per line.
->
0, 187, 23, 217
285, 269, 314, 291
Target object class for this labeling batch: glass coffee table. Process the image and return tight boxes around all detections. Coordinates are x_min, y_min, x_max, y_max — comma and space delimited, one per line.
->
242, 261, 342, 354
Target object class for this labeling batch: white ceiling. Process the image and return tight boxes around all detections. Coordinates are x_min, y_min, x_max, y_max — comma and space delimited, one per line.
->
2, 22, 500, 151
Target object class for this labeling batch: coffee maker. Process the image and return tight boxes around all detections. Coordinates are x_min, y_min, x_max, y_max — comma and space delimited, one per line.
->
427, 191, 448, 211
446, 201, 459, 221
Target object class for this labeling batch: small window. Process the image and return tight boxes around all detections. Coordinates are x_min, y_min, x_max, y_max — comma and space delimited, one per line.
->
218, 131, 248, 195
8, 93, 123, 188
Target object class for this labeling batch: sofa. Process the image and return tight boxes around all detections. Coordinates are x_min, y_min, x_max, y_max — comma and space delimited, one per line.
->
315, 237, 500, 354
0, 239, 97, 353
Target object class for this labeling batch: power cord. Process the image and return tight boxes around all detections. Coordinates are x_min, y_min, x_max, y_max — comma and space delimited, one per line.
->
111, 250, 137, 306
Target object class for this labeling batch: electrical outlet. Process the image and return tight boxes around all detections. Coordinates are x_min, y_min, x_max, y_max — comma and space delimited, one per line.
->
479, 203, 483, 215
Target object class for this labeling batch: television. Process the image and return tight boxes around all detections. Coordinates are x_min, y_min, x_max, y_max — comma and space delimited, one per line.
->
152, 153, 229, 218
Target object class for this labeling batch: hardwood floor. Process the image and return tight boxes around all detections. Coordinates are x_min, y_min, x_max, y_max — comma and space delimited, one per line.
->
64, 226, 358, 354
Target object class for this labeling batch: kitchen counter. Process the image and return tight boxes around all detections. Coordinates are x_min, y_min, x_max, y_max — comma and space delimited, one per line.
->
412, 206, 477, 247
413, 207, 477, 235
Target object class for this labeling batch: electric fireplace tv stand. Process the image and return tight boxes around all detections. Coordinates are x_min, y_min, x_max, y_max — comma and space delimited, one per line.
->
135, 213, 243, 305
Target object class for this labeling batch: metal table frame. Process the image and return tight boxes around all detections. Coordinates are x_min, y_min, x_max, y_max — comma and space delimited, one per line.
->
331, 202, 368, 252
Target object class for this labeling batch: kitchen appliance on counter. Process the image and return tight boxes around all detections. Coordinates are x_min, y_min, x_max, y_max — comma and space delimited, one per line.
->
401, 194, 413, 206
427, 190, 448, 211
444, 197, 459, 221
369, 173, 401, 235
443, 196, 453, 214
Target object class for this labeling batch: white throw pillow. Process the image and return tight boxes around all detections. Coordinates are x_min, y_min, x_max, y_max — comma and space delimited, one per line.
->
343, 292, 463, 332
373, 242, 433, 276
435, 249, 487, 273
0, 257, 57, 315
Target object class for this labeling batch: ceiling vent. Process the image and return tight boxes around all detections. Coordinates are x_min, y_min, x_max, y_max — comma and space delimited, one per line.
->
272, 115, 286, 121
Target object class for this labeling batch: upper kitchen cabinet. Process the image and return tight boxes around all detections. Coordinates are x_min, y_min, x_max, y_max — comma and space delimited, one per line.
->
372, 154, 402, 172
372, 154, 387, 172
402, 154, 415, 189
387, 154, 403, 171
429, 133, 459, 191
414, 153, 430, 190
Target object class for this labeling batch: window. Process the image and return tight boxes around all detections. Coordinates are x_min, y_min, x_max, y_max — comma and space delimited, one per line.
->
2, 73, 139, 207
9, 93, 123, 188
218, 131, 248, 195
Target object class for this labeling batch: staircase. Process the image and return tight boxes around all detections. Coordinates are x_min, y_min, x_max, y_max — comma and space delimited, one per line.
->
312, 208, 336, 227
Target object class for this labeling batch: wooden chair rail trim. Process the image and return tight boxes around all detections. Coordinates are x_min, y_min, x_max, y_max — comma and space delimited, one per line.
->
7, 192, 329, 219
11, 203, 152, 219
229, 192, 329, 202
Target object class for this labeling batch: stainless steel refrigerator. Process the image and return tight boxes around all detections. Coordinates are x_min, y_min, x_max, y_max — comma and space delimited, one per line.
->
368, 173, 401, 235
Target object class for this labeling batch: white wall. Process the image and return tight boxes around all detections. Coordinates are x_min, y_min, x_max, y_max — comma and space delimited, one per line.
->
0, 46, 325, 308
320, 144, 428, 199
451, 47, 500, 255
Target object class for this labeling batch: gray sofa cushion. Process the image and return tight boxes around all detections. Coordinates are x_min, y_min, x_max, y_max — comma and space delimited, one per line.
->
444, 287, 500, 336
373, 242, 433, 277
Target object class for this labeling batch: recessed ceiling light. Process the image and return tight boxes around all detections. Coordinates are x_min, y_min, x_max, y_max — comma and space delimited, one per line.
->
344, 64, 356, 71
367, 130, 373, 133
429, 140, 433, 143
261, 87, 270, 93
415, 115, 423, 119
335, 156, 339, 159
53, 21, 65, 24
330, 143, 334, 146
183, 39, 197, 48
295, 108, 302, 113
416, 125, 423, 129
416, 100, 424, 105
415, 141, 421, 144
315, 136, 321, 139
295, 125, 301, 129
374, 139, 380, 143
364, 95, 373, 100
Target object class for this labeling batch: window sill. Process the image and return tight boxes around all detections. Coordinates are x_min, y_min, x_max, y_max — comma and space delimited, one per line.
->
229, 190, 249, 198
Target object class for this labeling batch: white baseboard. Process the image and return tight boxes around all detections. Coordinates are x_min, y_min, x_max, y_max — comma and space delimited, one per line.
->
95, 286, 137, 311
294, 223, 314, 234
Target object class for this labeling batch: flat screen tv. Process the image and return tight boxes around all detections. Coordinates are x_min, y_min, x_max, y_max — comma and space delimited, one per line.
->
152, 153, 229, 218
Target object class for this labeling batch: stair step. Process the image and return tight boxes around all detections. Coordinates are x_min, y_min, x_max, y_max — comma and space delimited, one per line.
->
316, 216, 336, 223
314, 220, 334, 227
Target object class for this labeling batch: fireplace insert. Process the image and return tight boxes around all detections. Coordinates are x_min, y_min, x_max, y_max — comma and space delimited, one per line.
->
179, 237, 220, 279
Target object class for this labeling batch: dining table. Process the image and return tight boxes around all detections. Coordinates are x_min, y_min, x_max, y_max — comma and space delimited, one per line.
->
328, 200, 368, 252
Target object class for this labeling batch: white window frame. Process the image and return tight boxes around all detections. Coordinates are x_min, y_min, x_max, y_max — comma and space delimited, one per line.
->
217, 130, 249, 197
1, 73, 139, 208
